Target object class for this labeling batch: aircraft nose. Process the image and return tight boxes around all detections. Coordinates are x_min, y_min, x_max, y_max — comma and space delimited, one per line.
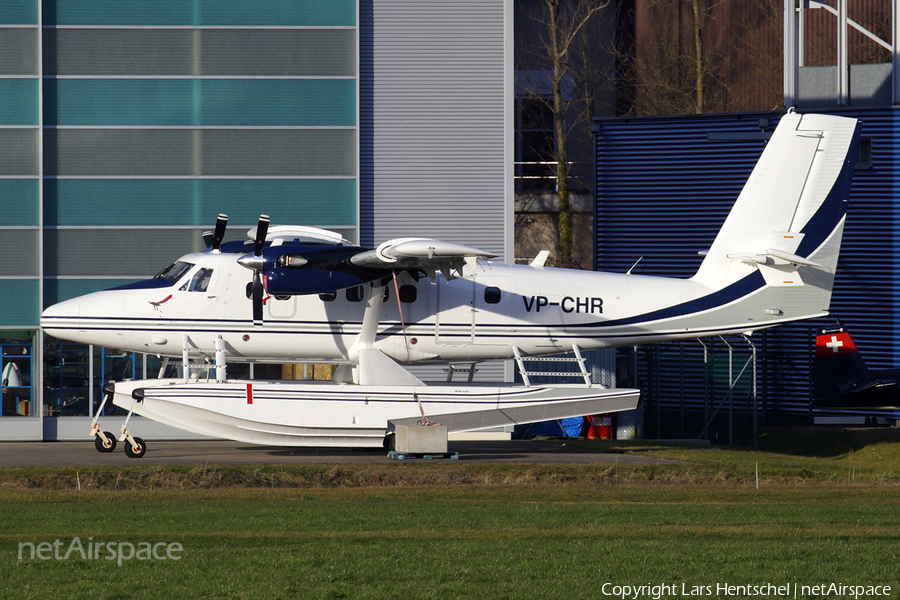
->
40, 297, 82, 340
41, 290, 125, 346
41, 297, 78, 323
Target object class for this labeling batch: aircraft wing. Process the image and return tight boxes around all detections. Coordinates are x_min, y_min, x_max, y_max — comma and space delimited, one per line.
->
263, 236, 497, 296
348, 238, 496, 281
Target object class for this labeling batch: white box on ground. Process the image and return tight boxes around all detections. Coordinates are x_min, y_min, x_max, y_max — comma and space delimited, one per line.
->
393, 425, 448, 454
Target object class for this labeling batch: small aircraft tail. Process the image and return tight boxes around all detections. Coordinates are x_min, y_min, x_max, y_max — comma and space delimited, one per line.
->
812, 326, 867, 401
692, 111, 861, 324
811, 326, 900, 410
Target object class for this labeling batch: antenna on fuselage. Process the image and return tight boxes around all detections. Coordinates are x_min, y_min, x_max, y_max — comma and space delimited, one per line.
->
626, 256, 644, 275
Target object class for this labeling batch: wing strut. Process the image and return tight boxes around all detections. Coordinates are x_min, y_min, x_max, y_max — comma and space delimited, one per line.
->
392, 272, 412, 364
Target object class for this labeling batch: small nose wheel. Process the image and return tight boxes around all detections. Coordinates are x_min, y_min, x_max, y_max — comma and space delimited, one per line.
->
94, 431, 117, 453
124, 437, 146, 459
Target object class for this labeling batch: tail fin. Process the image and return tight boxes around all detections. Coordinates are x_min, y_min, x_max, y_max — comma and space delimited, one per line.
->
693, 111, 861, 322
812, 326, 900, 409
812, 327, 868, 400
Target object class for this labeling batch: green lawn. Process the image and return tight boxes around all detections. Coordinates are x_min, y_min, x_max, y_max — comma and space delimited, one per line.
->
2, 486, 899, 599
2, 429, 900, 599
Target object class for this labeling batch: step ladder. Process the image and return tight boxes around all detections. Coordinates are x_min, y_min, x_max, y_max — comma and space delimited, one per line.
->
181, 334, 227, 383
512, 345, 593, 387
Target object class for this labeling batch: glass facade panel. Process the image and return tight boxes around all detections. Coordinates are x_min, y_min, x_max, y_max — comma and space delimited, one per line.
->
45, 179, 357, 227
46, 129, 356, 177
199, 80, 355, 126
46, 0, 355, 27
199, 0, 355, 26
43, 338, 91, 417
0, 333, 35, 417
199, 29, 356, 77
0, 180, 39, 226
0, 129, 38, 176
46, 29, 355, 77
0, 28, 38, 75
1, 3, 362, 428
0, 1, 37, 25
0, 229, 38, 276
45, 129, 196, 176
44, 29, 195, 76
45, 79, 356, 126
0, 79, 39, 125
201, 129, 357, 177
44, 228, 207, 277
0, 280, 38, 326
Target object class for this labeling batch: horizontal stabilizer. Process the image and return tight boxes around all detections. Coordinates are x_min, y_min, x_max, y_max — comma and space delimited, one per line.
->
765, 248, 823, 268
727, 246, 827, 287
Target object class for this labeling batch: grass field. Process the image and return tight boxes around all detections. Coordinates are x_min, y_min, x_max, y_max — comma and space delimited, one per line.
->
2, 428, 899, 600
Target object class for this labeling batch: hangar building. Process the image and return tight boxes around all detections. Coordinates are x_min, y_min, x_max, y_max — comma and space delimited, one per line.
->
0, 0, 513, 440
592, 2, 900, 441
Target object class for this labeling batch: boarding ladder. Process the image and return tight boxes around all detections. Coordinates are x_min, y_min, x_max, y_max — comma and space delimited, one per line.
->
512, 345, 594, 387
181, 334, 228, 383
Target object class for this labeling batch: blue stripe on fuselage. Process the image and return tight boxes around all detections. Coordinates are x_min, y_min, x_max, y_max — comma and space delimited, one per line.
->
575, 271, 766, 330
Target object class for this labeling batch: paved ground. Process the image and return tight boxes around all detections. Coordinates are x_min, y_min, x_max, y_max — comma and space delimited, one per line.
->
0, 439, 678, 467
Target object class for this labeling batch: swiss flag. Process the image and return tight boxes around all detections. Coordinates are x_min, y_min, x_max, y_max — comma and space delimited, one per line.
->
815, 332, 858, 357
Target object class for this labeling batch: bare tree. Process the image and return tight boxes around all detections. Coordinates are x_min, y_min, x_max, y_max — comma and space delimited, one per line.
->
617, 0, 730, 116
523, 0, 609, 269
690, 0, 704, 112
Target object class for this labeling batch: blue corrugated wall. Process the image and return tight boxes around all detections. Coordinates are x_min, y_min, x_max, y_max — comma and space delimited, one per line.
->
594, 108, 899, 423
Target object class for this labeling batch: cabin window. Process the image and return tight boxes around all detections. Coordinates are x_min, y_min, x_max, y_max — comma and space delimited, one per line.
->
346, 286, 364, 302
186, 268, 213, 292
399, 284, 417, 303
154, 261, 194, 286
484, 287, 501, 304
319, 292, 337, 302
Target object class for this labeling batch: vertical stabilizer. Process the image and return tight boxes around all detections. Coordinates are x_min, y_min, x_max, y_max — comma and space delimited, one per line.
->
812, 327, 867, 400
692, 111, 860, 321
694, 112, 859, 284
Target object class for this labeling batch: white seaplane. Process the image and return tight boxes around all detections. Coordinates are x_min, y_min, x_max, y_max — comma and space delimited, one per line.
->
40, 111, 861, 457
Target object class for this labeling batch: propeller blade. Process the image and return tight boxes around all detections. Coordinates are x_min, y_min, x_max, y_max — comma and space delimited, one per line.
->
212, 213, 228, 251
252, 273, 264, 326
254, 214, 270, 257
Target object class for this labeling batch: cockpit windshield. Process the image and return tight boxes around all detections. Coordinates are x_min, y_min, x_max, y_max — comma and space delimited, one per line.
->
154, 261, 194, 286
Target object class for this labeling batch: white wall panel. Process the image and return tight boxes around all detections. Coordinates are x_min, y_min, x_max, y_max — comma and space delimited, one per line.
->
359, 0, 513, 383
359, 0, 513, 260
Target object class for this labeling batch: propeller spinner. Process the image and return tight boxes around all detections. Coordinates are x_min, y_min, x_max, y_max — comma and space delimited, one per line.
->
236, 214, 270, 326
